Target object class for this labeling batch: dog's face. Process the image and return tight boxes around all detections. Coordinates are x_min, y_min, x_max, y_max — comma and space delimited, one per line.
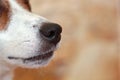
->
0, 0, 62, 68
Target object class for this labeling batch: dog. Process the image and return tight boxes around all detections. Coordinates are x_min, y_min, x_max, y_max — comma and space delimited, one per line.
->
0, 0, 62, 80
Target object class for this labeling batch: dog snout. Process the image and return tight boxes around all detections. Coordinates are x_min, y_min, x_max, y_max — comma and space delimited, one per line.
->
39, 23, 62, 44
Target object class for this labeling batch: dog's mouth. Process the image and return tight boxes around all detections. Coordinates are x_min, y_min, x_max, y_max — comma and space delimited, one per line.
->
8, 51, 53, 63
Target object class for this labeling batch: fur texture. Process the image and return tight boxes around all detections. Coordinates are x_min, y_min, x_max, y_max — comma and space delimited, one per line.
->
0, 0, 60, 80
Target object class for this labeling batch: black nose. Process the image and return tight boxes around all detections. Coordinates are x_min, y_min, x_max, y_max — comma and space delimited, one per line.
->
40, 23, 62, 44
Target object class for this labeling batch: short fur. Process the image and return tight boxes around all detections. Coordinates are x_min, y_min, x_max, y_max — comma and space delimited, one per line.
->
0, 0, 61, 80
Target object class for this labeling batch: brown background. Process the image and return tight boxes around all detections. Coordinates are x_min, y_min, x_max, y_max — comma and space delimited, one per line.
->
15, 0, 118, 80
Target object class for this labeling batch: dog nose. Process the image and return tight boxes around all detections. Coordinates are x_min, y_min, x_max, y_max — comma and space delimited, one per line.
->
40, 23, 62, 44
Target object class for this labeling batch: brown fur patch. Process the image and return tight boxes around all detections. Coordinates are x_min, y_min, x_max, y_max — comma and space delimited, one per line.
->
0, 0, 10, 30
16, 0, 31, 11
0, 0, 31, 30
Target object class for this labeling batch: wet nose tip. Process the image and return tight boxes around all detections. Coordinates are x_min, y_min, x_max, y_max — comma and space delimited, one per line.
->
40, 23, 62, 44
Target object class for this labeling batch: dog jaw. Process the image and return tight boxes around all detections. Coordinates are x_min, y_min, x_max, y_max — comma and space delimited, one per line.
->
0, 0, 59, 68
0, 0, 62, 80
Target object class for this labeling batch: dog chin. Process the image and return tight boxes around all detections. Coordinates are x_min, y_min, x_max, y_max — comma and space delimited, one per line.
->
19, 57, 53, 68
7, 51, 54, 68
7, 56, 53, 69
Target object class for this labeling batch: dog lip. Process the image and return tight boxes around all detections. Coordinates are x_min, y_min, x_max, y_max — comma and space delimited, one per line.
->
8, 51, 53, 62
23, 51, 53, 62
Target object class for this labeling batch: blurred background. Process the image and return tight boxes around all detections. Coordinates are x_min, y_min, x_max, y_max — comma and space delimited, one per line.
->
14, 0, 119, 80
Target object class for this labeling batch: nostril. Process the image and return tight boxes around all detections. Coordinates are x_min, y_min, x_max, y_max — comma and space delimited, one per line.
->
41, 30, 56, 40
47, 30, 56, 39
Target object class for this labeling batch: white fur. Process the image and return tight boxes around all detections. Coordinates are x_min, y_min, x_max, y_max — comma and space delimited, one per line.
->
0, 0, 57, 80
